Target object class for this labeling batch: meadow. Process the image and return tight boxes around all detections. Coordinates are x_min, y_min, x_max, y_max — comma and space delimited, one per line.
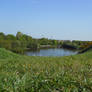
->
0, 48, 92, 92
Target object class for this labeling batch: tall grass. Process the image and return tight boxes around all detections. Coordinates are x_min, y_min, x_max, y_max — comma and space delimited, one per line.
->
0, 48, 92, 92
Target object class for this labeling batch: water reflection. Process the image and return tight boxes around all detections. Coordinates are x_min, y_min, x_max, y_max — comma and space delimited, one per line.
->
25, 48, 78, 56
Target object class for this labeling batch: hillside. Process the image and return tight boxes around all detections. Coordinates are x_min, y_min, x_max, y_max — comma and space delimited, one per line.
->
0, 48, 92, 91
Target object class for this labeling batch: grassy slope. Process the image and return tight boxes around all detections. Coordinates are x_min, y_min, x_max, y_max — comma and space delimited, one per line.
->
0, 48, 92, 92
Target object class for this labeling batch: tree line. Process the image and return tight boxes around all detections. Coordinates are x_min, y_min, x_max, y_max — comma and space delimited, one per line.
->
0, 32, 61, 53
0, 32, 91, 53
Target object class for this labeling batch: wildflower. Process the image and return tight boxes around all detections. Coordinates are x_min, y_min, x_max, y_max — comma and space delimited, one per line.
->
4, 78, 7, 82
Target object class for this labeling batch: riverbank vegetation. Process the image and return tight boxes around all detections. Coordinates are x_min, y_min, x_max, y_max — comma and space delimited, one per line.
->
0, 48, 92, 91
0, 32, 92, 54
0, 32, 60, 53
0, 32, 92, 91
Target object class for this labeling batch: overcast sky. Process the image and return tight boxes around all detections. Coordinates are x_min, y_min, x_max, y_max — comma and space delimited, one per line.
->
0, 0, 92, 40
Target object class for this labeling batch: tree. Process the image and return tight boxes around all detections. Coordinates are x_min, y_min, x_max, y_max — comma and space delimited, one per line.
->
39, 38, 49, 45
11, 40, 25, 53
27, 39, 39, 50
16, 32, 23, 40
6, 34, 16, 40
0, 32, 5, 40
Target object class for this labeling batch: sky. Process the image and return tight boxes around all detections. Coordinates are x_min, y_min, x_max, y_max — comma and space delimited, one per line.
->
0, 0, 92, 41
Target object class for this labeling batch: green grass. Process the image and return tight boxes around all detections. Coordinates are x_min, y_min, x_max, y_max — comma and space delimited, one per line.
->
0, 48, 92, 92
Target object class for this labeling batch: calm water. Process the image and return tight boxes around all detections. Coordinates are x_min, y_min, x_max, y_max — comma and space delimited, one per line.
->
25, 48, 78, 56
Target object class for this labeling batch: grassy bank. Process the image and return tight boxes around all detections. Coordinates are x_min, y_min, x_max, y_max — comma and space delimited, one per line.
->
0, 48, 92, 92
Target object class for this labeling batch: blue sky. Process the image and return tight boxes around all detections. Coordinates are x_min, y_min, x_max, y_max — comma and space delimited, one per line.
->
0, 0, 92, 40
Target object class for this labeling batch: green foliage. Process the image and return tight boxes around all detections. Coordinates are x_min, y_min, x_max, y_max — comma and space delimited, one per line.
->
0, 48, 92, 91
6, 34, 16, 40
27, 39, 39, 50
39, 38, 49, 45
0, 32, 91, 54
16, 32, 23, 40
0, 32, 5, 40
0, 32, 39, 53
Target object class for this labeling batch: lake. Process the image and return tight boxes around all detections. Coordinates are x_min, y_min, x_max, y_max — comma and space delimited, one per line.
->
25, 48, 78, 56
